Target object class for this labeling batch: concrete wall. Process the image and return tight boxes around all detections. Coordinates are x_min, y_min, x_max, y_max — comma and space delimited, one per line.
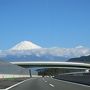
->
0, 74, 42, 79
54, 73, 90, 85
0, 74, 30, 79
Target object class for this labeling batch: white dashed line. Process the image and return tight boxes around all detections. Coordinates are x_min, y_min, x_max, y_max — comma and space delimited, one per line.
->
49, 84, 55, 87
45, 80, 47, 83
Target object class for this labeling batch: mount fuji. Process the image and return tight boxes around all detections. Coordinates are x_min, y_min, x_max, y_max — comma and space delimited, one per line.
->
10, 41, 42, 50
0, 41, 90, 62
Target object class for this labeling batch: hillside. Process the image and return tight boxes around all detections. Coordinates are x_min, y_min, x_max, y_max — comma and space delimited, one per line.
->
68, 55, 90, 63
0, 59, 29, 75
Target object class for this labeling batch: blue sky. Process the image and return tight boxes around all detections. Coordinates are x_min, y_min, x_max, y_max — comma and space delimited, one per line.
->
0, 0, 90, 50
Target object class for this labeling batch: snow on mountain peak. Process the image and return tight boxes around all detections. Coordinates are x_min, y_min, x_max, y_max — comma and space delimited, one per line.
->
10, 41, 42, 50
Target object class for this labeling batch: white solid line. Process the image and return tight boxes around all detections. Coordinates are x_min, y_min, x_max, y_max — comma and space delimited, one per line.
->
51, 77, 90, 88
5, 78, 32, 90
49, 84, 55, 87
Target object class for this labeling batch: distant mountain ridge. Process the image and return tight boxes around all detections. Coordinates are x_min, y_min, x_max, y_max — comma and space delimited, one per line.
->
0, 41, 90, 62
67, 55, 90, 63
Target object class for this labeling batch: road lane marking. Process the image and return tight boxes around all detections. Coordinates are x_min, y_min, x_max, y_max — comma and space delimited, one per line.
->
5, 78, 35, 90
49, 84, 55, 87
45, 80, 47, 83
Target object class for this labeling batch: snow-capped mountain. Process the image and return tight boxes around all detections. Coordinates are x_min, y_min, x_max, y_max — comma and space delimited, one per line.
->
0, 41, 90, 62
10, 41, 42, 50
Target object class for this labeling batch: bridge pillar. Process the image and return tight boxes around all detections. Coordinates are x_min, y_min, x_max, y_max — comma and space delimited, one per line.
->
29, 69, 32, 77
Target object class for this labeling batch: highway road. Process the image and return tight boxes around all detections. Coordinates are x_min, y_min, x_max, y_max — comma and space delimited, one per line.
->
7, 77, 90, 90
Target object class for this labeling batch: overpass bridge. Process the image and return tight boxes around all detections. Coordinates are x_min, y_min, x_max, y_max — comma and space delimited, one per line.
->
10, 61, 90, 77
10, 61, 90, 69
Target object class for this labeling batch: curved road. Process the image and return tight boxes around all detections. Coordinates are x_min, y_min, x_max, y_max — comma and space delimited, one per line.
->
8, 77, 90, 90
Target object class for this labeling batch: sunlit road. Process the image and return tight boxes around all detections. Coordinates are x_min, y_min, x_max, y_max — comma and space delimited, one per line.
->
8, 77, 90, 90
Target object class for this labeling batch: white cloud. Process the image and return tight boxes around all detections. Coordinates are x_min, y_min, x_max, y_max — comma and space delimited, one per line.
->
0, 46, 90, 58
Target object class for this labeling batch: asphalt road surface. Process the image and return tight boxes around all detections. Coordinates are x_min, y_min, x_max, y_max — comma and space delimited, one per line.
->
8, 77, 90, 90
